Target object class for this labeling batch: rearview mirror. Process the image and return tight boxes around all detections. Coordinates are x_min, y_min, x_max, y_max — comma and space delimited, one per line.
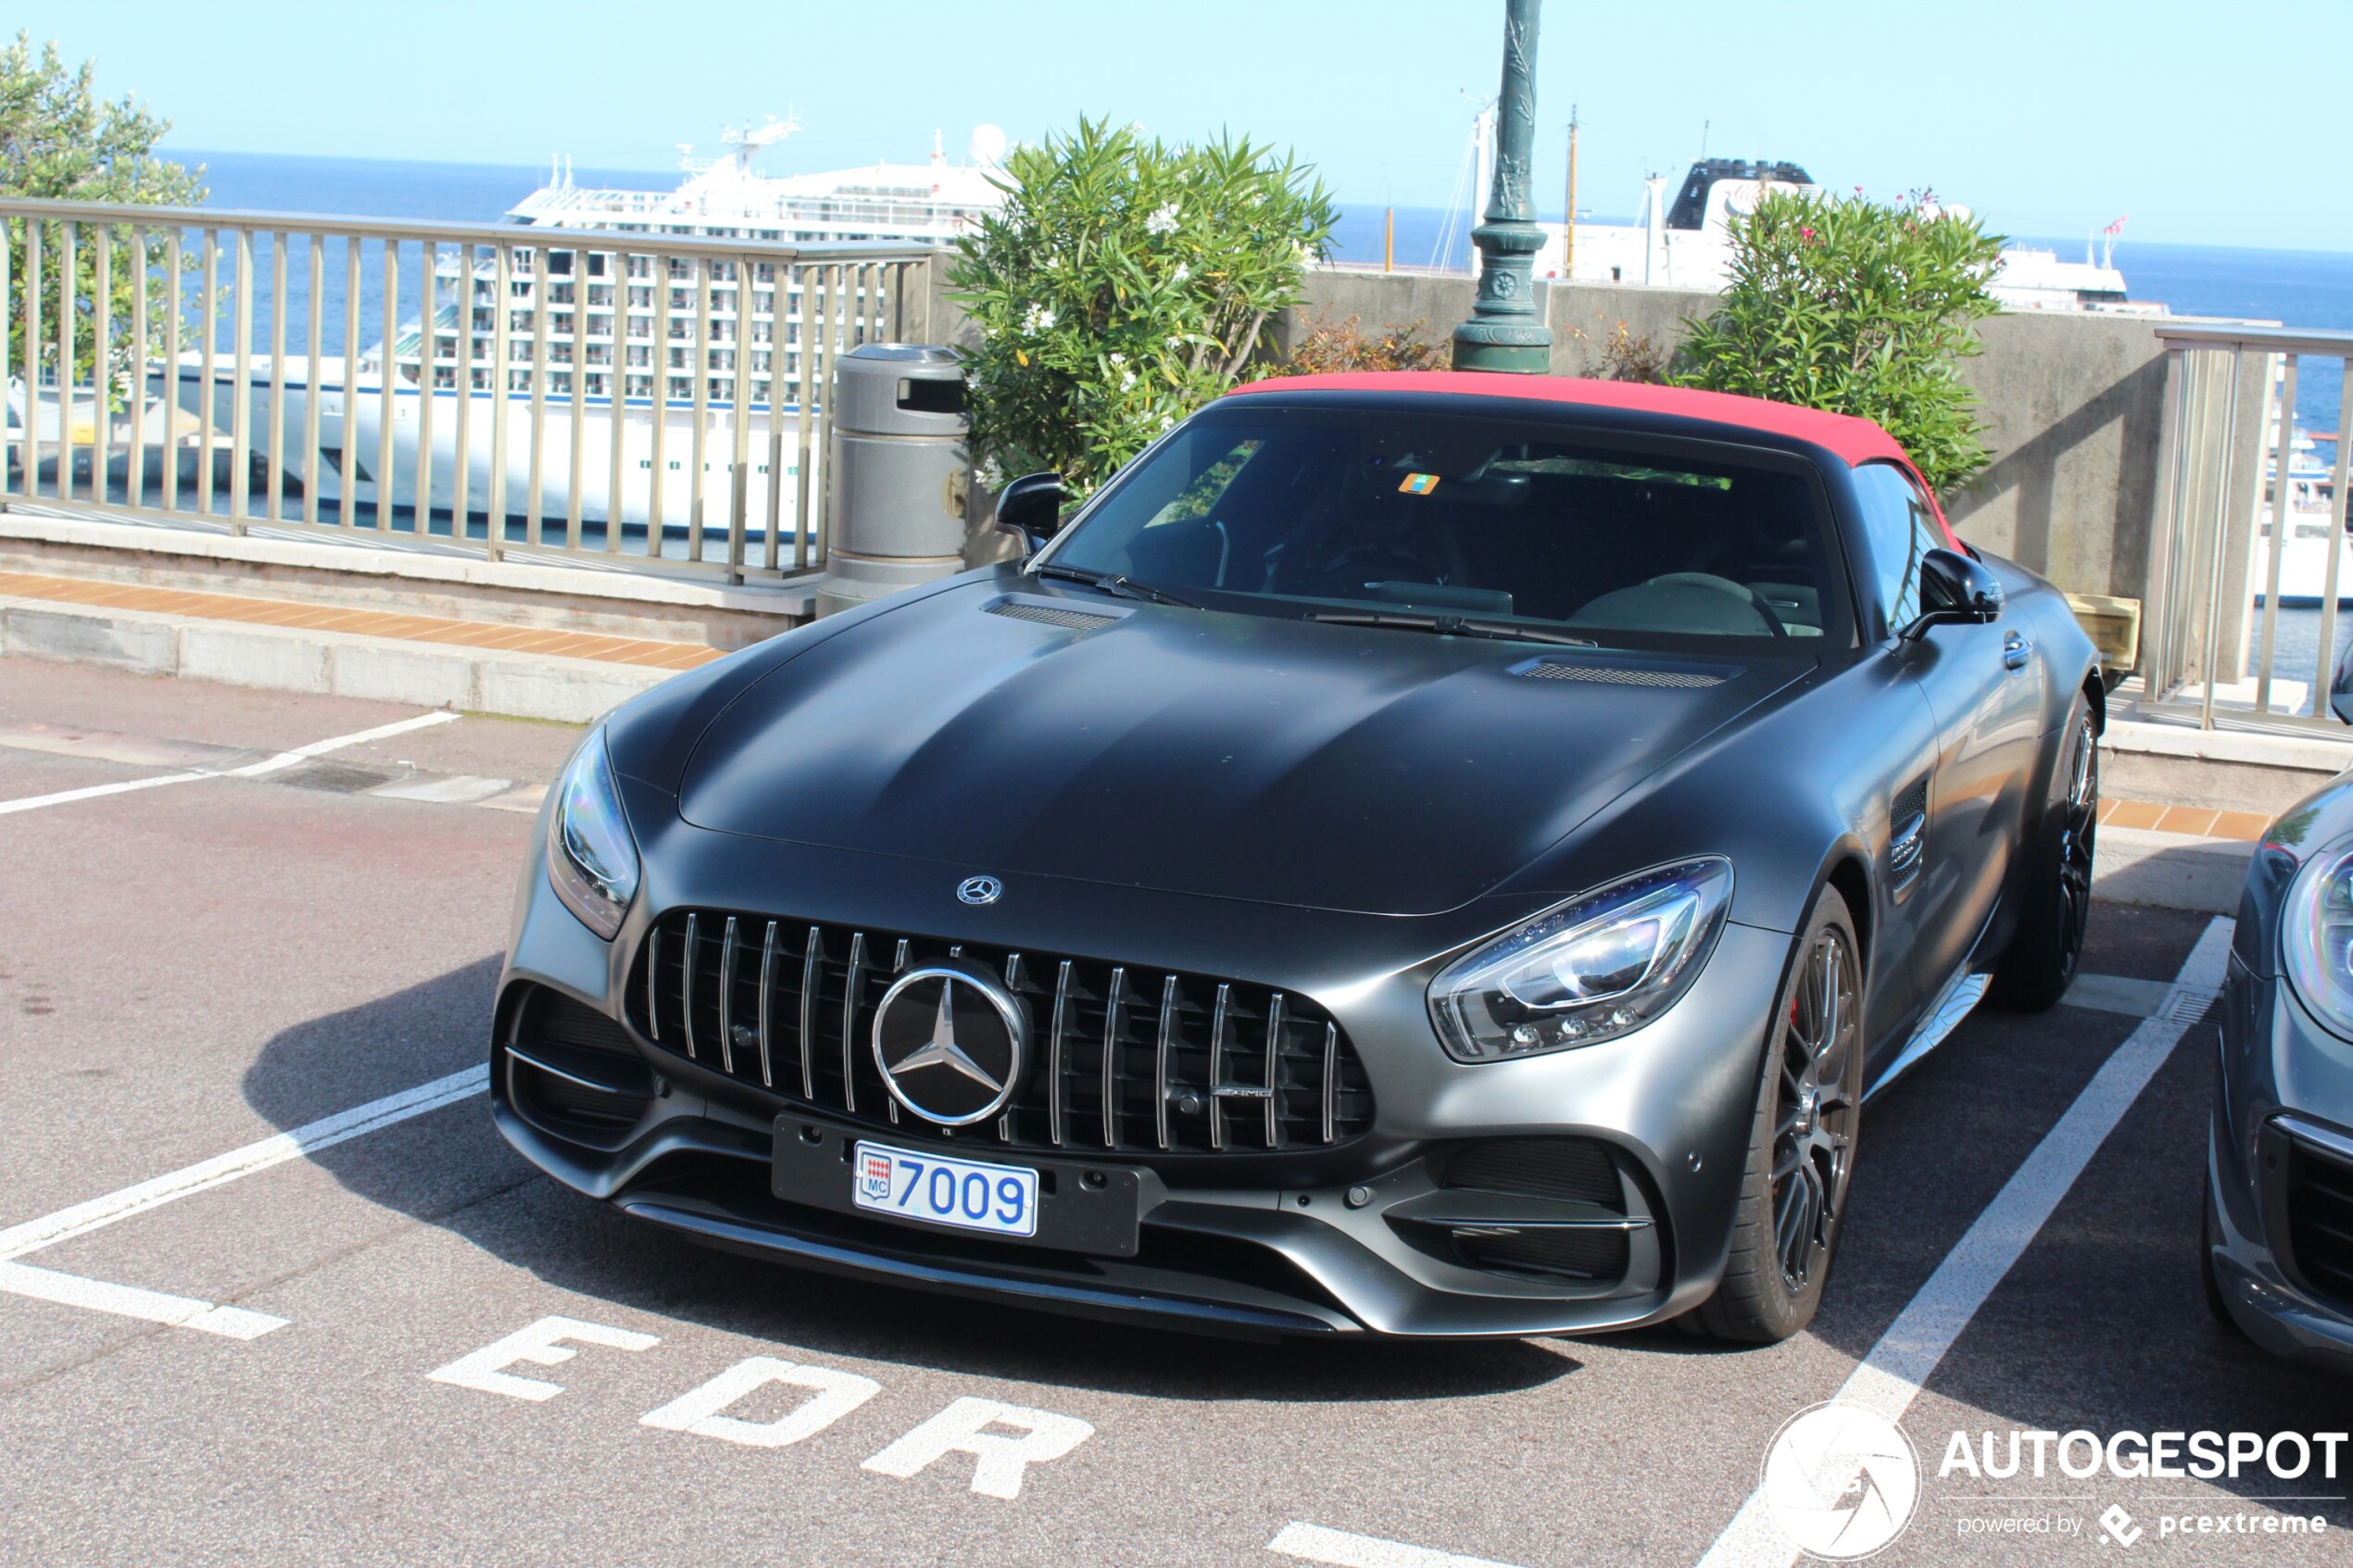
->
1900, 548, 2005, 639
996, 470, 1067, 557
2332, 634, 2353, 724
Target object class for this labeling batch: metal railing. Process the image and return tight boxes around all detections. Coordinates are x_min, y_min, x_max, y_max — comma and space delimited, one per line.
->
2141, 320, 2353, 734
0, 197, 937, 583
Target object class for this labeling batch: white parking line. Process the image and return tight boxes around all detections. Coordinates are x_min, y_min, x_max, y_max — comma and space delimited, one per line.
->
0, 1064, 487, 1335
0, 1261, 287, 1339
0, 1065, 487, 1261
1269, 1522, 1524, 1568
1693, 916, 2236, 1568
0, 709, 460, 815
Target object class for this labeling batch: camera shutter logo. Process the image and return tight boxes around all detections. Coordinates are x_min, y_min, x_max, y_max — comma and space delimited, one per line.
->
1759, 1400, 1920, 1560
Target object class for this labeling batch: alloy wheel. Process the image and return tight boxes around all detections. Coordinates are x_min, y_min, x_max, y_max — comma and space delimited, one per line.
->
2055, 715, 2098, 982
1772, 927, 1861, 1293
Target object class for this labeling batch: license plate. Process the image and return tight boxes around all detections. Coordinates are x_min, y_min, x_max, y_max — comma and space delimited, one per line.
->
850, 1141, 1039, 1238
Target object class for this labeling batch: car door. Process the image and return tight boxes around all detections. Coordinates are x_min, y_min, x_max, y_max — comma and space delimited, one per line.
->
1852, 461, 2045, 1003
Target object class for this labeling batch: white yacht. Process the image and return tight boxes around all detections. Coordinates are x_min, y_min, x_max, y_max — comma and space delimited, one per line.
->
1409, 108, 2157, 314
221, 120, 1008, 538
1526, 157, 2157, 314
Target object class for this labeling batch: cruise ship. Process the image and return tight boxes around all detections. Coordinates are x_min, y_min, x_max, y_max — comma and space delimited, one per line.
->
1415, 107, 2157, 313
1528, 157, 2157, 313
247, 120, 1008, 536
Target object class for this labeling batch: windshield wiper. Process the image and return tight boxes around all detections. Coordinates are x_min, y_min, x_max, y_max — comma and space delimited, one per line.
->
1304, 610, 1598, 647
1030, 562, 1201, 609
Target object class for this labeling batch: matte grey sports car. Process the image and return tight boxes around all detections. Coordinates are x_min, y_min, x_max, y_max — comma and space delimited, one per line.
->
2204, 647, 2353, 1374
493, 370, 2102, 1342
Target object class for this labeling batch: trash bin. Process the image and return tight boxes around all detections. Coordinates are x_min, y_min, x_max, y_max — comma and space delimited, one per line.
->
812, 344, 968, 617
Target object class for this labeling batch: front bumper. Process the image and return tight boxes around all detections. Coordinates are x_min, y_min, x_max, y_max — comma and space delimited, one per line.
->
494, 799, 1794, 1338
2206, 952, 2353, 1373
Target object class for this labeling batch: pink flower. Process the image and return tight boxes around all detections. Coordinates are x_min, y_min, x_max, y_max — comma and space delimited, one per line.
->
1800, 226, 1817, 241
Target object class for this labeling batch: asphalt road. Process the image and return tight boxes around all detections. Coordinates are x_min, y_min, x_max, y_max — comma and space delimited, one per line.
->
0, 658, 2346, 1568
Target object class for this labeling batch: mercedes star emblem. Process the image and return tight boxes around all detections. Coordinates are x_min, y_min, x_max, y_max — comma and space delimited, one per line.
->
957, 875, 1003, 906
871, 961, 1029, 1125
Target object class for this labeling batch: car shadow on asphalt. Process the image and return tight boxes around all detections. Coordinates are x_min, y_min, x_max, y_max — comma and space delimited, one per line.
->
241, 958, 1582, 1404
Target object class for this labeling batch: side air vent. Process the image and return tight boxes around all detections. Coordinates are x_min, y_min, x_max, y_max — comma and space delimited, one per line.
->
1444, 1138, 1623, 1208
988, 601, 1119, 632
1519, 660, 1724, 689
1889, 773, 1931, 892
503, 984, 657, 1149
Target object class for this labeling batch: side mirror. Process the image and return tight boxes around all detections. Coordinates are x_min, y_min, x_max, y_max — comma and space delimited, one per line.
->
1900, 547, 2005, 638
2332, 634, 2353, 724
995, 470, 1067, 557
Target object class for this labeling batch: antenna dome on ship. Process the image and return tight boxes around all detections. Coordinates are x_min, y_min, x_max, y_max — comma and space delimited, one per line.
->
968, 124, 1008, 167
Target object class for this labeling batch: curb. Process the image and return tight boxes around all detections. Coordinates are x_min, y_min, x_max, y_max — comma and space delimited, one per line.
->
0, 596, 673, 723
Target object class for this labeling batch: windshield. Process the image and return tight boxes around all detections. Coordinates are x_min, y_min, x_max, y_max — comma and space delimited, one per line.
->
1039, 404, 1850, 648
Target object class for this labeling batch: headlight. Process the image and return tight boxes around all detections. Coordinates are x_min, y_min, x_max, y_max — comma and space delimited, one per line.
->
2284, 832, 2353, 1039
1428, 859, 1734, 1061
547, 728, 640, 941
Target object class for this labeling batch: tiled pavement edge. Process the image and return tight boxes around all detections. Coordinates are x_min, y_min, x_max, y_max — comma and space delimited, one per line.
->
0, 571, 727, 723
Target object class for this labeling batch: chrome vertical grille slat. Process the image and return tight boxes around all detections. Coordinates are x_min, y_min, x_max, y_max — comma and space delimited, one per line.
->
1049, 959, 1073, 1148
1265, 993, 1285, 1149
645, 926, 661, 1044
840, 932, 868, 1113
1101, 966, 1127, 1150
1208, 982, 1231, 1153
717, 916, 739, 1074
1154, 974, 1178, 1151
799, 925, 822, 1099
999, 953, 1026, 1143
1321, 1022, 1338, 1145
681, 913, 699, 1060
635, 909, 1371, 1155
756, 921, 778, 1087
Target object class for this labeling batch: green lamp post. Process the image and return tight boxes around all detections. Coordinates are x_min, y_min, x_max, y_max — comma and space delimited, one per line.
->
1452, 0, 1554, 374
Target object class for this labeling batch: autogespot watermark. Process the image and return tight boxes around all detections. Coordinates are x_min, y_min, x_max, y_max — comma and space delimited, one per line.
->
1756, 1409, 2347, 1558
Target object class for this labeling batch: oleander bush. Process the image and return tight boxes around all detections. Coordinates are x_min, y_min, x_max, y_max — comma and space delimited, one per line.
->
950, 118, 1336, 495
1, 32, 205, 405
1677, 188, 2005, 495
1277, 311, 1446, 376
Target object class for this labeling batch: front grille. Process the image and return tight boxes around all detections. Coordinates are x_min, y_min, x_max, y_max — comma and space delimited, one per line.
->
2285, 1135, 2353, 1309
1520, 661, 1723, 688
631, 909, 1375, 1155
1444, 1137, 1622, 1207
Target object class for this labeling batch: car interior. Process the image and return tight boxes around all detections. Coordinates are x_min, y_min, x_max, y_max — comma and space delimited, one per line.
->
1063, 416, 1843, 642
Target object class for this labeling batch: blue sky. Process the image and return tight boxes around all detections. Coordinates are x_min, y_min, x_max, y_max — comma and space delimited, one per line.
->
36, 0, 2353, 251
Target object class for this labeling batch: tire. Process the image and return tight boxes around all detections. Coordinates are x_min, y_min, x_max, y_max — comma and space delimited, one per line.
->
1694, 884, 1866, 1343
1991, 689, 2098, 1011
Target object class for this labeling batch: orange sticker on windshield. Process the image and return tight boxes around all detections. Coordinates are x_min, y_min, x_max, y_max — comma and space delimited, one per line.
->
1399, 472, 1441, 495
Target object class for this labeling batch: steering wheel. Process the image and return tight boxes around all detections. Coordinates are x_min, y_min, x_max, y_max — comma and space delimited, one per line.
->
1644, 572, 1790, 637
1290, 539, 1459, 599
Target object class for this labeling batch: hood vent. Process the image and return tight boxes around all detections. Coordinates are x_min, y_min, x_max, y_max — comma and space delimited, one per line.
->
988, 601, 1119, 633
1518, 660, 1725, 689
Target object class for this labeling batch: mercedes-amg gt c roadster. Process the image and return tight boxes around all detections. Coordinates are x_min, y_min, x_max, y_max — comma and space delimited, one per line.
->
493, 371, 2101, 1342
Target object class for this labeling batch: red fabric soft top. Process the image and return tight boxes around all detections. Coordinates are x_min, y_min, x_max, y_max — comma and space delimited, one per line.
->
1226, 370, 1957, 543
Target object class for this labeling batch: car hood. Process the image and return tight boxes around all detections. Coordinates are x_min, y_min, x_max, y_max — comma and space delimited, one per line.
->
678, 582, 1816, 916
